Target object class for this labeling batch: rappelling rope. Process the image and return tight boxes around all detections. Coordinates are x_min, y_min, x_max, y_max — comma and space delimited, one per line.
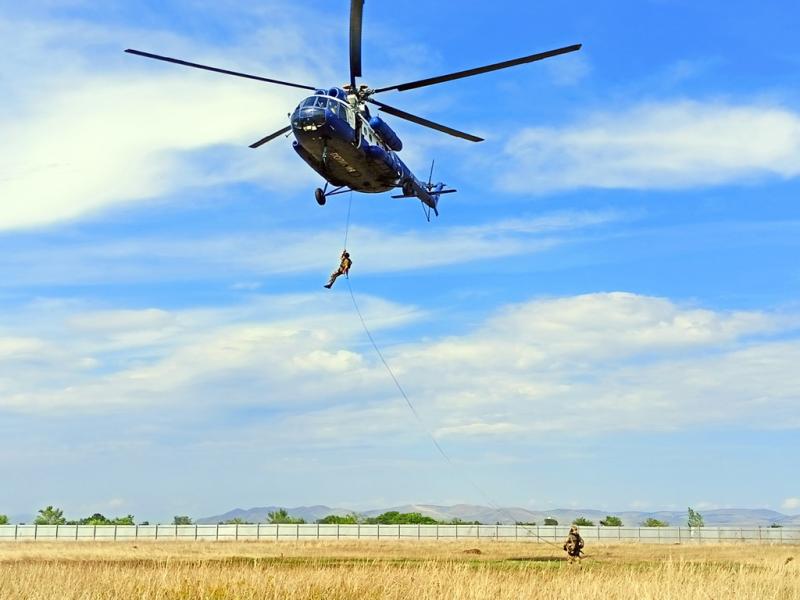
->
346, 278, 456, 468
342, 191, 353, 251
345, 277, 564, 552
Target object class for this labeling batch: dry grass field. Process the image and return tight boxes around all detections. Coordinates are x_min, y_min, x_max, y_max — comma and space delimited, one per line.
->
1, 540, 798, 599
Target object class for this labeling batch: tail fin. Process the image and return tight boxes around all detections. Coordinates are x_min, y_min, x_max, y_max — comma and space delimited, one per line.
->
430, 182, 444, 216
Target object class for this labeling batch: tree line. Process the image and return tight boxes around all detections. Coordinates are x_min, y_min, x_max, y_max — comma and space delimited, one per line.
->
2, 506, 731, 528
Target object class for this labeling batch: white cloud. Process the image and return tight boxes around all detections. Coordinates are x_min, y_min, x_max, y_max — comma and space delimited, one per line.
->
0, 293, 425, 413
0, 16, 321, 231
497, 100, 800, 192
0, 210, 622, 284
782, 497, 800, 511
2, 291, 799, 446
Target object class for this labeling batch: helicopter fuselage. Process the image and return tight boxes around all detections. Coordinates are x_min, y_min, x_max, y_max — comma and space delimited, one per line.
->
290, 89, 434, 205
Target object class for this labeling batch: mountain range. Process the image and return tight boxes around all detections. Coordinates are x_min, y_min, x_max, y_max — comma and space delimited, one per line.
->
198, 504, 800, 527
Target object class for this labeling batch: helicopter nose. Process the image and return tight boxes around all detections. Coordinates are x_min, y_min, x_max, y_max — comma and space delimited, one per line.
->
292, 106, 327, 131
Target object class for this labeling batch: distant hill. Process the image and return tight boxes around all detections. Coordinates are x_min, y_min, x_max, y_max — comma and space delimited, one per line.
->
196, 505, 351, 524
6, 513, 35, 525
198, 504, 797, 527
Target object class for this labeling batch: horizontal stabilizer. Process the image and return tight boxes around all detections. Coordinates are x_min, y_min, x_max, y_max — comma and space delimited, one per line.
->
392, 189, 456, 199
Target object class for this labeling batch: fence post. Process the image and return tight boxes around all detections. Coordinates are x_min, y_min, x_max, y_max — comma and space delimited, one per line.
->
295, 524, 298, 541
276, 524, 279, 541
75, 524, 79, 541
114, 525, 118, 541
135, 525, 138, 541
155, 525, 158, 541
194, 524, 198, 541
93, 524, 96, 540
55, 524, 59, 540
357, 524, 360, 540
216, 524, 219, 541
317, 523, 320, 540
236, 524, 239, 541
15, 524, 18, 541
496, 524, 499, 540
256, 524, 260, 541
436, 524, 439, 540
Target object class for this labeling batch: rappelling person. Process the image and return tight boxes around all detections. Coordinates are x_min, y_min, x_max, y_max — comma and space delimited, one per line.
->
323, 250, 352, 289
563, 525, 585, 564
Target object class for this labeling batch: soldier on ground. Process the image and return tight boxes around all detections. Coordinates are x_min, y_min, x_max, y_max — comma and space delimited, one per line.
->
563, 525, 584, 564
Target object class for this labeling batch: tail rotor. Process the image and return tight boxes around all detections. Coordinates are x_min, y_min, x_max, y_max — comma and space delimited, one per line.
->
424, 159, 456, 220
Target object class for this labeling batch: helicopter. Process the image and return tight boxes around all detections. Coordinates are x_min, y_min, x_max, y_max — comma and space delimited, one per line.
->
126, 1, 580, 217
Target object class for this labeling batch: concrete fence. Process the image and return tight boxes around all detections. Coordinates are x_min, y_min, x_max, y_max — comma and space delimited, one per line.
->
1, 524, 798, 544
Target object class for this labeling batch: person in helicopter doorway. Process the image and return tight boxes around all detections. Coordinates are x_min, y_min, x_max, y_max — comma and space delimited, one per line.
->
324, 250, 352, 289
563, 525, 585, 564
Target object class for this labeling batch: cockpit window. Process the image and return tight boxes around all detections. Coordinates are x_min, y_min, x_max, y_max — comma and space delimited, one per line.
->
298, 95, 352, 119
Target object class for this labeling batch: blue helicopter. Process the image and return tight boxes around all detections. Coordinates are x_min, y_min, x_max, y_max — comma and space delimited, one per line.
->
126, 1, 580, 217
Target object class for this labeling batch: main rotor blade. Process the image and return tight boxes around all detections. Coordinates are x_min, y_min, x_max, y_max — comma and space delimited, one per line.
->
368, 99, 483, 142
349, 0, 365, 88
249, 125, 292, 148
373, 43, 582, 93
125, 49, 316, 91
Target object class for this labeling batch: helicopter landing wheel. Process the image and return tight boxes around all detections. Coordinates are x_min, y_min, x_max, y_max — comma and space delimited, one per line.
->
315, 187, 326, 206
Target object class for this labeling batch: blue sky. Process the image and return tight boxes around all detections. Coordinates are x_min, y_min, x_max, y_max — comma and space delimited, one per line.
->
1, 0, 799, 523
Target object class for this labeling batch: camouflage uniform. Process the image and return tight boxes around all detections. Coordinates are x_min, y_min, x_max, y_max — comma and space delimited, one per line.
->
324, 251, 352, 289
563, 526, 584, 563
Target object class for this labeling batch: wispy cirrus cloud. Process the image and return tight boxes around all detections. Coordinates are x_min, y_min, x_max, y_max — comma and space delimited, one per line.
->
496, 100, 800, 193
0, 14, 324, 231
0, 210, 623, 284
